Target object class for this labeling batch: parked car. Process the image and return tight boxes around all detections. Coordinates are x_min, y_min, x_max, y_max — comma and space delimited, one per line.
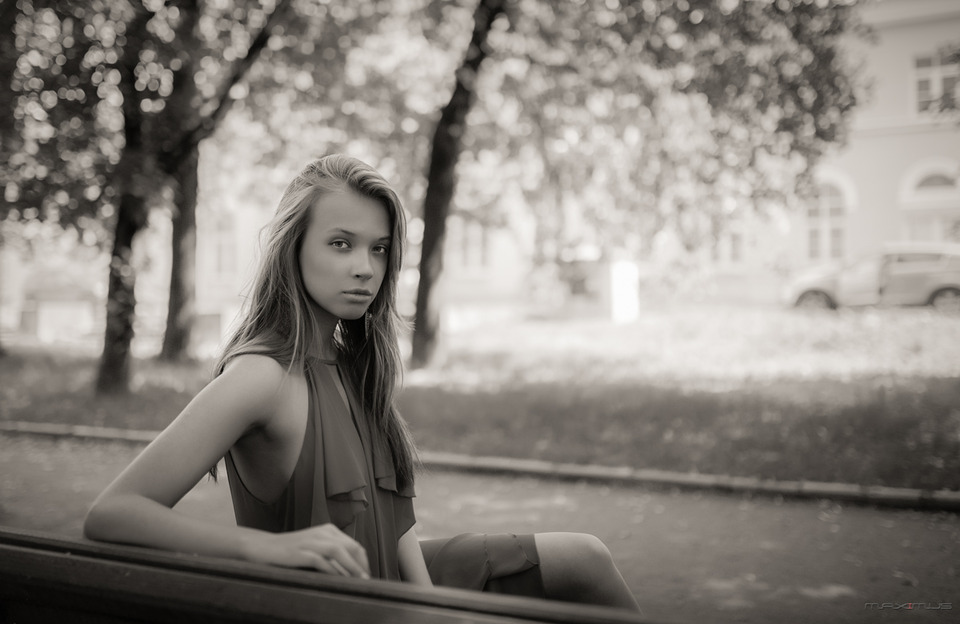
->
782, 242, 960, 313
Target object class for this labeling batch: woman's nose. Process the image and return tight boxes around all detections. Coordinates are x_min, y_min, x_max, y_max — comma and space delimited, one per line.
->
353, 253, 374, 279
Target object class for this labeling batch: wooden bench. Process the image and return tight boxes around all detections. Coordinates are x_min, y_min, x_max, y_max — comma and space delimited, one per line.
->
0, 527, 649, 623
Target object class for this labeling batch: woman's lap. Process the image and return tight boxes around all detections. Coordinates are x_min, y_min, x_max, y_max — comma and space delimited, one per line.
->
419, 532, 545, 597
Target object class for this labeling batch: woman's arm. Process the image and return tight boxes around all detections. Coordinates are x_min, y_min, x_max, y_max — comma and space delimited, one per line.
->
397, 526, 433, 586
83, 355, 369, 578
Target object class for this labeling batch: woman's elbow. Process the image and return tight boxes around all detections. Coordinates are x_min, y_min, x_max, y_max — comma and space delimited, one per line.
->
83, 495, 127, 542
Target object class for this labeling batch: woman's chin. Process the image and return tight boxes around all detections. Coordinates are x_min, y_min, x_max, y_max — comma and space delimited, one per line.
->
338, 307, 370, 321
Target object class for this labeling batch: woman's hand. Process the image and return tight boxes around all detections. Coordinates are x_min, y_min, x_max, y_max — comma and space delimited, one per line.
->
243, 523, 370, 579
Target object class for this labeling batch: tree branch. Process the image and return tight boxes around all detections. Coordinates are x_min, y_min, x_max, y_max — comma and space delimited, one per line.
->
159, 0, 293, 172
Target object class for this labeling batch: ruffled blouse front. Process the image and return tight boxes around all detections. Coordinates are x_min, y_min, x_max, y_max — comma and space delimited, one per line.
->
224, 356, 416, 580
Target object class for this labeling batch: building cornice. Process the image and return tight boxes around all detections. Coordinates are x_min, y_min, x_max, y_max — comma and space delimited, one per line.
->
861, 0, 960, 28
851, 118, 960, 138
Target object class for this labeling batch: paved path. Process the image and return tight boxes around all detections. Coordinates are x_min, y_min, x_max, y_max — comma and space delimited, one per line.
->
1, 433, 957, 624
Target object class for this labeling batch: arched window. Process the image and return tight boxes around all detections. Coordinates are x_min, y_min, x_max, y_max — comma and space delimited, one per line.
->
900, 163, 960, 242
808, 183, 846, 260
917, 174, 956, 190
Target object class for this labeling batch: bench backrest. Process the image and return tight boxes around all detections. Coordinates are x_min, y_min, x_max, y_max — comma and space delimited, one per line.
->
0, 527, 647, 623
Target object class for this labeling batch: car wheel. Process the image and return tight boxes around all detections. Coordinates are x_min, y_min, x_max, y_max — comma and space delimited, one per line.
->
931, 288, 960, 314
796, 291, 834, 309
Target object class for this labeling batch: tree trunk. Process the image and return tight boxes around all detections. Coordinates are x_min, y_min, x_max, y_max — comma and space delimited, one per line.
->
0, 0, 19, 157
95, 191, 149, 393
95, 8, 151, 395
156, 0, 289, 361
0, 0, 14, 359
159, 144, 198, 361
155, 1, 200, 363
410, 0, 505, 368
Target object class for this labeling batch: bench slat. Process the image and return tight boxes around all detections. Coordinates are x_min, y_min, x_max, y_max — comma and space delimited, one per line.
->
0, 527, 646, 624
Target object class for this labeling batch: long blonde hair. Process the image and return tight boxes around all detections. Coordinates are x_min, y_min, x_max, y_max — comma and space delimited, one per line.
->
216, 155, 417, 488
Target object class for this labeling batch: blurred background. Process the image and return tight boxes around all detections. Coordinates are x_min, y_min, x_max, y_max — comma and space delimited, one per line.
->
1, 0, 959, 491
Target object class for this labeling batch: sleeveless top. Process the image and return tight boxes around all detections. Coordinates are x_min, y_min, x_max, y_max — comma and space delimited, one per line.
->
224, 356, 416, 581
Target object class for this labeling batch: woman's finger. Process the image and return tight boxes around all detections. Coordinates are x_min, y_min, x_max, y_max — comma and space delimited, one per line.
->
327, 558, 351, 577
325, 545, 369, 578
305, 551, 338, 575
344, 539, 370, 575
312, 527, 369, 577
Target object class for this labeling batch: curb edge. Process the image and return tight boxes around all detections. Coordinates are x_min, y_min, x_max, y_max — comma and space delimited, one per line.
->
3, 421, 958, 512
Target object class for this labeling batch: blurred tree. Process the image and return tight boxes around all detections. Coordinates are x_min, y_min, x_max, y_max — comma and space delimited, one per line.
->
96, 3, 154, 393
1, 0, 123, 359
485, 0, 866, 256
195, 0, 498, 368
206, 0, 470, 343
0, 0, 18, 357
403, 0, 866, 365
1, 1, 117, 242
154, 0, 202, 363
3, 0, 864, 372
231, 0, 465, 219
1, 0, 20, 159
104, 0, 290, 387
156, 0, 291, 362
410, 0, 505, 368
1, 0, 290, 391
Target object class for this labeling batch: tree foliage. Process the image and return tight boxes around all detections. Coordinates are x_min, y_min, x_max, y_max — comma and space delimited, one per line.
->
402, 0, 868, 363
3, 0, 120, 245
464, 0, 868, 258
1, 0, 870, 370
1, 0, 291, 390
2, 0, 293, 237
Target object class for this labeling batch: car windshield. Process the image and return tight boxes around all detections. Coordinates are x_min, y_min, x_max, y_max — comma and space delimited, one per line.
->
842, 255, 880, 271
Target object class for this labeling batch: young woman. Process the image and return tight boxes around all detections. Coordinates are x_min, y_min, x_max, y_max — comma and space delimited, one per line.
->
84, 155, 640, 611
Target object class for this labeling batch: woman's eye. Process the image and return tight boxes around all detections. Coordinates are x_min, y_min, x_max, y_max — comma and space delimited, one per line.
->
331, 240, 349, 249
373, 245, 389, 255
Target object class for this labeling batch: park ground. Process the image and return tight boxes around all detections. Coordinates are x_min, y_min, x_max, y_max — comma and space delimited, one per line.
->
4, 304, 960, 490
2, 304, 959, 622
1, 433, 958, 624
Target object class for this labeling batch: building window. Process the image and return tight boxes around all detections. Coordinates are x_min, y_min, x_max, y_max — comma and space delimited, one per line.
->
808, 183, 846, 261
916, 173, 956, 190
895, 253, 942, 264
902, 168, 960, 242
915, 52, 959, 113
948, 219, 960, 242
808, 228, 820, 260
830, 228, 844, 259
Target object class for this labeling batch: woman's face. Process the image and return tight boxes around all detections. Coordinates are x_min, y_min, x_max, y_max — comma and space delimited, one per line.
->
298, 188, 392, 321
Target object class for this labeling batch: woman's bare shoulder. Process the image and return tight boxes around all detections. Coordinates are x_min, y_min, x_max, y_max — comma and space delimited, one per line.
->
222, 353, 290, 379
209, 354, 306, 426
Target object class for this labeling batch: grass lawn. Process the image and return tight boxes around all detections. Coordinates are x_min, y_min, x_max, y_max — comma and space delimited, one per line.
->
2, 304, 959, 490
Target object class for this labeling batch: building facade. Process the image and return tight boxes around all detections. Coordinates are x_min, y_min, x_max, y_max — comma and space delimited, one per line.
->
804, 0, 960, 263
689, 0, 960, 304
